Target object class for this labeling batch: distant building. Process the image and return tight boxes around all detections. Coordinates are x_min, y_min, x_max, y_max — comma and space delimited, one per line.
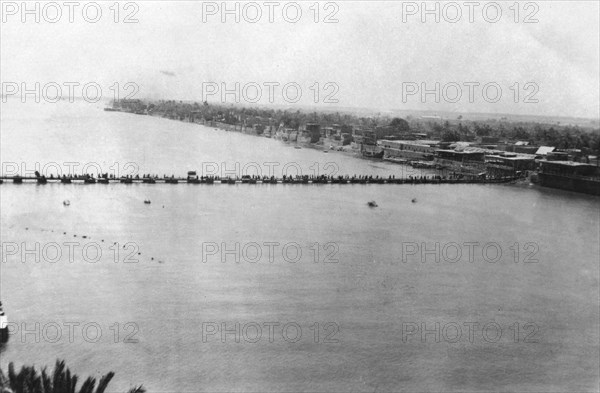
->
378, 140, 437, 161
434, 149, 487, 174
535, 146, 555, 156
302, 123, 321, 143
352, 129, 376, 145
546, 151, 570, 161
481, 136, 500, 144
321, 126, 344, 146
513, 145, 539, 154
486, 153, 536, 177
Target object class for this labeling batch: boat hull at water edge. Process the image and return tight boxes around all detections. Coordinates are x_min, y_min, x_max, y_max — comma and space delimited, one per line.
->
0, 327, 8, 344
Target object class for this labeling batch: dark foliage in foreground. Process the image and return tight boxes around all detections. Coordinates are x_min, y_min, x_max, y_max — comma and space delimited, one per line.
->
0, 360, 145, 393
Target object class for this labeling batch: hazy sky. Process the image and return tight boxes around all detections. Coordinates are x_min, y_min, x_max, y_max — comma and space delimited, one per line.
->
1, 1, 598, 118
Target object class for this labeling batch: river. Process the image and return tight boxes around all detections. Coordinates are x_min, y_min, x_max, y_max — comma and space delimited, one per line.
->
1, 100, 598, 392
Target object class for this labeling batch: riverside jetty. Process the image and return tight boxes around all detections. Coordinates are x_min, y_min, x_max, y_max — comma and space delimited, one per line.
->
0, 174, 518, 185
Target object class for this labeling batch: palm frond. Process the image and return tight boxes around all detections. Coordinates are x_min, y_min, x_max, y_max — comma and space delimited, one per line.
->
126, 386, 146, 393
93, 372, 114, 393
77, 377, 96, 393
1, 360, 141, 393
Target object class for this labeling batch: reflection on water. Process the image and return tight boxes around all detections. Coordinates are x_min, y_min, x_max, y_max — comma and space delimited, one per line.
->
1, 101, 599, 392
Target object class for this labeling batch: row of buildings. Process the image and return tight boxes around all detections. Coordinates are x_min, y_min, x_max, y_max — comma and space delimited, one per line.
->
375, 139, 599, 195
268, 122, 599, 195
204, 119, 599, 195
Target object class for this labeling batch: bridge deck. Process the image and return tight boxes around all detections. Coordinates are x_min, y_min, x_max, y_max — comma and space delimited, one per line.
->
0, 176, 516, 185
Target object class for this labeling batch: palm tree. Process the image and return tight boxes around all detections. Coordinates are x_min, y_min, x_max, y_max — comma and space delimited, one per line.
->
0, 360, 145, 393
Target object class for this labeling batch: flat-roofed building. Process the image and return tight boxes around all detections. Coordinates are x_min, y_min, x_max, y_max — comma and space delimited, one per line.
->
486, 153, 536, 177
536, 146, 555, 156
546, 151, 570, 161
378, 140, 441, 162
435, 149, 487, 174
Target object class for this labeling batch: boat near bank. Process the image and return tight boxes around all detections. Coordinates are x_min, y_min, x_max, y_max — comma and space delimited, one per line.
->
410, 161, 437, 169
537, 160, 600, 195
0, 302, 8, 344
361, 143, 384, 159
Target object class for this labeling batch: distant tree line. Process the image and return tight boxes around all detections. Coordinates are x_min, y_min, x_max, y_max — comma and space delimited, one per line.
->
115, 99, 600, 154
420, 119, 600, 154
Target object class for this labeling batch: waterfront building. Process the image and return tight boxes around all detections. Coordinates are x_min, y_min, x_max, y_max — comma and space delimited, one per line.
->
348, 127, 383, 156
485, 153, 536, 177
275, 127, 296, 142
434, 149, 487, 174
297, 129, 312, 144
305, 123, 322, 143
352, 128, 376, 144
378, 140, 440, 162
322, 126, 344, 147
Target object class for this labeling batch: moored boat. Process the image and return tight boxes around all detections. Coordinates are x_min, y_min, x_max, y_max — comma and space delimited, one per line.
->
361, 144, 384, 159
0, 302, 8, 344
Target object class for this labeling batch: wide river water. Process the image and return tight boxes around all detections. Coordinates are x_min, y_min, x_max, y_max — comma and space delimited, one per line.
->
1, 100, 598, 392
